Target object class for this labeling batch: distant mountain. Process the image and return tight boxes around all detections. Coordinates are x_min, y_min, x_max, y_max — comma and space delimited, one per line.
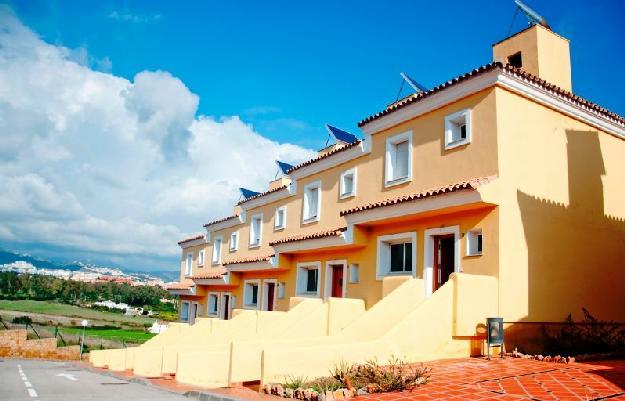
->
0, 249, 178, 282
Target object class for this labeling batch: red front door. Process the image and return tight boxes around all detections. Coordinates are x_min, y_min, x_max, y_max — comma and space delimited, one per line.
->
331, 265, 344, 298
266, 283, 275, 311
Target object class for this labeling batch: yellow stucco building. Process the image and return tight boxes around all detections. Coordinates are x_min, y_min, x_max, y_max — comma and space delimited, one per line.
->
91, 24, 625, 387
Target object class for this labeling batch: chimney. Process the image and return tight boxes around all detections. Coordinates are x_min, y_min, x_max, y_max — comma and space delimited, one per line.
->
493, 24, 572, 92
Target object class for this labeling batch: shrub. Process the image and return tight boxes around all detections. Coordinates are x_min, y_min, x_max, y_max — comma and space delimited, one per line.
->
542, 308, 625, 356
284, 375, 308, 390
12, 316, 32, 325
349, 357, 430, 393
307, 376, 343, 394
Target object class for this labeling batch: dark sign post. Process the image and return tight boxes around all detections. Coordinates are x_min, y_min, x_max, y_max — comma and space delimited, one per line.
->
486, 317, 505, 359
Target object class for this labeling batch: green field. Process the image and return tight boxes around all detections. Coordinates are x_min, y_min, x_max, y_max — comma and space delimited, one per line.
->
0, 299, 154, 326
61, 326, 156, 342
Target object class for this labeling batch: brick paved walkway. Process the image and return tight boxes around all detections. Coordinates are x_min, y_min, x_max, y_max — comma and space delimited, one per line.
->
356, 358, 625, 401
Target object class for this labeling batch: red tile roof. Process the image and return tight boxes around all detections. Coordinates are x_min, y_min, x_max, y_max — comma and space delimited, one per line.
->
166, 282, 193, 291
190, 268, 227, 279
177, 234, 205, 246
340, 177, 494, 217
203, 214, 239, 228
222, 255, 274, 266
285, 141, 362, 174
236, 185, 288, 206
358, 62, 625, 128
269, 227, 347, 246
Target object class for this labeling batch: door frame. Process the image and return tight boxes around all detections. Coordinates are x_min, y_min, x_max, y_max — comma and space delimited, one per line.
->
221, 292, 233, 320
324, 260, 347, 299
262, 279, 278, 311
424, 225, 461, 297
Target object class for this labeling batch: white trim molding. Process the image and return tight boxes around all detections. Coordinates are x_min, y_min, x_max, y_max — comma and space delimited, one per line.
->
288, 141, 370, 181
261, 279, 278, 311
302, 180, 322, 224
242, 279, 261, 310
207, 292, 220, 316
339, 167, 357, 199
444, 108, 472, 150
211, 235, 223, 265
376, 232, 417, 280
274, 205, 287, 230
423, 225, 461, 298
324, 260, 348, 299
249, 213, 263, 248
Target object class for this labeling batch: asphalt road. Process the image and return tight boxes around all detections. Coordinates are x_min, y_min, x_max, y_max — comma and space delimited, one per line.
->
0, 358, 188, 401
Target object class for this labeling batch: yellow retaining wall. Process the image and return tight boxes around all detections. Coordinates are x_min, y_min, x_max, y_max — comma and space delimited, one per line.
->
260, 273, 497, 384
176, 278, 424, 387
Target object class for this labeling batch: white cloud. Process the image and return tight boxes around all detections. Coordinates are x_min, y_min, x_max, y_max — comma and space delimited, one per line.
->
108, 10, 162, 24
0, 7, 316, 269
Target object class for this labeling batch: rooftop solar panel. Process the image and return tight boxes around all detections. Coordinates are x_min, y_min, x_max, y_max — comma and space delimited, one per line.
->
400, 72, 428, 93
326, 124, 358, 144
239, 187, 261, 199
276, 160, 294, 174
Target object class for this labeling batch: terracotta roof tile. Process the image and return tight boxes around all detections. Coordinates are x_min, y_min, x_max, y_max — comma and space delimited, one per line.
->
190, 268, 228, 280
269, 227, 347, 246
236, 185, 288, 206
340, 177, 494, 217
222, 255, 274, 266
358, 62, 625, 128
203, 214, 239, 228
285, 141, 362, 174
166, 282, 194, 291
177, 234, 205, 246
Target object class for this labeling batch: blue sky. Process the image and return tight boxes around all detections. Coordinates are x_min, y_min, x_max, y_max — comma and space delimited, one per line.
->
0, 1, 623, 273
9, 0, 625, 148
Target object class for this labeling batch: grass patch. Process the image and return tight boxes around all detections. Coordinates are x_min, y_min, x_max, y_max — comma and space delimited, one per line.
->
0, 299, 154, 326
61, 327, 156, 343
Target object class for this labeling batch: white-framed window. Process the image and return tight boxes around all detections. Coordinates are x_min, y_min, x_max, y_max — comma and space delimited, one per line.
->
302, 181, 321, 223
274, 206, 287, 230
185, 253, 192, 276
230, 231, 239, 251
385, 131, 412, 187
180, 301, 190, 322
466, 229, 483, 256
278, 282, 286, 299
212, 236, 223, 264
349, 264, 360, 284
207, 293, 219, 315
198, 250, 205, 266
243, 280, 260, 308
249, 214, 263, 247
376, 232, 417, 279
296, 262, 321, 296
444, 109, 471, 149
339, 168, 357, 199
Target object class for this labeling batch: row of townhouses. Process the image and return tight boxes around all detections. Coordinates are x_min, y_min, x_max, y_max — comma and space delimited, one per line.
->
167, 24, 625, 350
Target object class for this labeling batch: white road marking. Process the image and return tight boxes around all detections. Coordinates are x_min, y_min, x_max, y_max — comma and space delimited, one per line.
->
27, 388, 38, 397
18, 365, 40, 398
56, 373, 78, 381
24, 381, 32, 387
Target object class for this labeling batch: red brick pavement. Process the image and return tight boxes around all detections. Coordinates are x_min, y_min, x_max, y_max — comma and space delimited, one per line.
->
355, 358, 625, 401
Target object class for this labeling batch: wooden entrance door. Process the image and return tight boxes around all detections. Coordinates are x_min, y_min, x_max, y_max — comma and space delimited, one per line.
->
433, 235, 455, 292
222, 295, 230, 320
330, 265, 344, 298
266, 283, 275, 311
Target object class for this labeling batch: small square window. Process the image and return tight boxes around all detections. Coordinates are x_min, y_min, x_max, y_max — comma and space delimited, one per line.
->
467, 229, 483, 256
230, 231, 239, 251
348, 264, 359, 284
296, 263, 321, 296
508, 52, 522, 68
244, 281, 259, 307
340, 168, 356, 199
198, 250, 205, 266
390, 243, 412, 273
445, 109, 471, 149
275, 206, 286, 230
